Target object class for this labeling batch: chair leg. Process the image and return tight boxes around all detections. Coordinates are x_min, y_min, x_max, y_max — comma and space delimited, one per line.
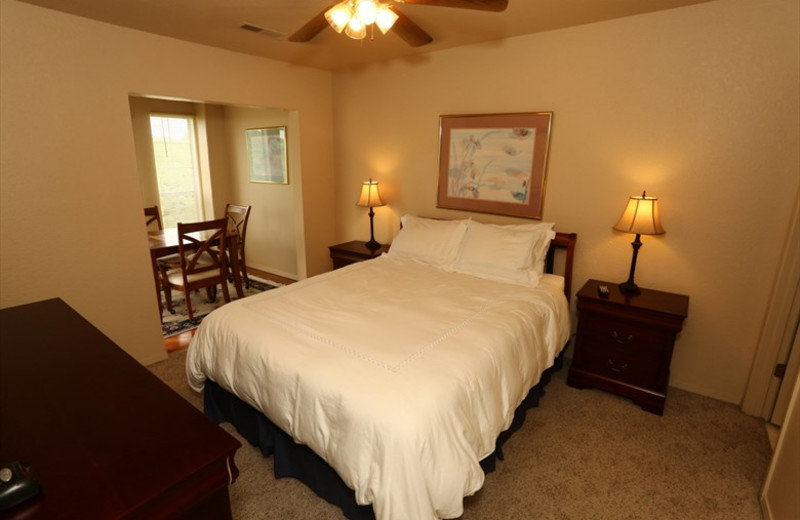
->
164, 287, 174, 314
241, 261, 250, 289
220, 279, 231, 304
240, 248, 250, 288
161, 272, 175, 315
184, 289, 194, 321
205, 286, 217, 302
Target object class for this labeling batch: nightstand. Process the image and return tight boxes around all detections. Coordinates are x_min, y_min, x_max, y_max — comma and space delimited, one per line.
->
567, 279, 689, 415
329, 240, 390, 269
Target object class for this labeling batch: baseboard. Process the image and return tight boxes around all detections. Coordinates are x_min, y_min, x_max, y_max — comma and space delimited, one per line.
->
248, 265, 297, 282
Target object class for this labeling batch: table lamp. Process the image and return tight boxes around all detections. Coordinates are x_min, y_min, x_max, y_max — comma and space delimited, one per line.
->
613, 190, 665, 294
356, 178, 385, 250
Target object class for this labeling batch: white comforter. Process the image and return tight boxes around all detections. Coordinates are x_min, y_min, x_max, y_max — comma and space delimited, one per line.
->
186, 255, 570, 520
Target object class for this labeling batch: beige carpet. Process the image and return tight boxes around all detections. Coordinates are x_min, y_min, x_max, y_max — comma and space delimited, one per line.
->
148, 350, 772, 520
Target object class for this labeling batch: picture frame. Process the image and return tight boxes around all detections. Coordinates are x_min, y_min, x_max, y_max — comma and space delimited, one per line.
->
436, 112, 553, 219
246, 126, 288, 184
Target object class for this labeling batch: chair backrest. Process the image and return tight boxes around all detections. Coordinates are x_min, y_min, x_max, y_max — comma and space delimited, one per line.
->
224, 203, 251, 245
144, 206, 163, 231
176, 218, 228, 286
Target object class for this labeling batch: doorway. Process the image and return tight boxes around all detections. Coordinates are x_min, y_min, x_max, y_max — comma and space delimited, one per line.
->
742, 190, 800, 422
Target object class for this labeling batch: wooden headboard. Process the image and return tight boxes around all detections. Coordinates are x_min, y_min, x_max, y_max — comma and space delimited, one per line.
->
546, 232, 578, 303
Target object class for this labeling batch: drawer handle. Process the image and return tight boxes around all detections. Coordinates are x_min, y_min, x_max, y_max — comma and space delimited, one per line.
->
607, 359, 628, 372
612, 331, 634, 344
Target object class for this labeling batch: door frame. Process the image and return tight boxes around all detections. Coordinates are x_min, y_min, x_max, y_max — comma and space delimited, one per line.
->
741, 189, 800, 418
760, 370, 800, 519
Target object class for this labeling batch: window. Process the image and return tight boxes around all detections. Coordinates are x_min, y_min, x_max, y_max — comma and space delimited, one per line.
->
149, 115, 203, 228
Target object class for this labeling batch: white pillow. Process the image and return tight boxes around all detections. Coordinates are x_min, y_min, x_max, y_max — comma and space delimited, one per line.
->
525, 222, 557, 274
388, 215, 469, 266
452, 220, 556, 285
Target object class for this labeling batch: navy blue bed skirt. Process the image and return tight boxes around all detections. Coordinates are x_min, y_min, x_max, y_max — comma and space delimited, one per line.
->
203, 351, 564, 520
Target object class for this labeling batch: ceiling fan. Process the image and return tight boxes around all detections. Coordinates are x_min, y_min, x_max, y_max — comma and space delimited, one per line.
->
289, 0, 509, 47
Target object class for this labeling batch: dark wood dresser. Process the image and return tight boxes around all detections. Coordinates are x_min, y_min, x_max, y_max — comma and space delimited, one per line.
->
0, 298, 240, 519
567, 279, 689, 415
329, 240, 390, 269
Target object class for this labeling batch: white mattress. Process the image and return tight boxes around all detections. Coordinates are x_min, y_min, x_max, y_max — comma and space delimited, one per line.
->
186, 255, 570, 520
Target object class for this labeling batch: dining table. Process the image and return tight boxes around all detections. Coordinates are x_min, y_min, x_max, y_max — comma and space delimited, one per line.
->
148, 228, 244, 319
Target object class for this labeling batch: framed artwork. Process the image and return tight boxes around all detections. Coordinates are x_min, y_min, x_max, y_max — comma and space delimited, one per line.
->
437, 112, 553, 219
246, 126, 288, 184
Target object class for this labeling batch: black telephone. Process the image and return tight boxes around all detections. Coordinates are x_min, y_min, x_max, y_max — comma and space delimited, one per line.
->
0, 461, 41, 511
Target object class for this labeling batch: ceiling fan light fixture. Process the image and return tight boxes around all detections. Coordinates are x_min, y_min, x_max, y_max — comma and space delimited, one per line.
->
325, 2, 353, 33
375, 5, 398, 34
300, 0, 503, 47
323, 0, 398, 40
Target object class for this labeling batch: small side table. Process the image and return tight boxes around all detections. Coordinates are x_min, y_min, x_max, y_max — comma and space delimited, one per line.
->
567, 279, 689, 415
329, 240, 390, 269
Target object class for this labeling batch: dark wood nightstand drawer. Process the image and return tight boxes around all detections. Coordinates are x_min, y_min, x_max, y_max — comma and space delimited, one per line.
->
567, 279, 689, 415
574, 315, 667, 389
578, 313, 668, 354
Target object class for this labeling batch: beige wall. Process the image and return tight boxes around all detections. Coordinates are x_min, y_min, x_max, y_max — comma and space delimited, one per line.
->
223, 105, 299, 279
0, 0, 334, 365
331, 0, 800, 403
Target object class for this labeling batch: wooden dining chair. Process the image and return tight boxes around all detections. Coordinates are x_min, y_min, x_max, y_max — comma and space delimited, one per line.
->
144, 206, 163, 231
160, 218, 231, 320
145, 205, 183, 276
144, 205, 181, 313
224, 203, 252, 288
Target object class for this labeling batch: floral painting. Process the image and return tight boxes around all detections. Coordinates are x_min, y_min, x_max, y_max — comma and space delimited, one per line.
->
437, 113, 553, 219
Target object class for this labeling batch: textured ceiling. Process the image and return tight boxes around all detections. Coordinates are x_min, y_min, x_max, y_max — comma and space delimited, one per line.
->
18, 0, 715, 70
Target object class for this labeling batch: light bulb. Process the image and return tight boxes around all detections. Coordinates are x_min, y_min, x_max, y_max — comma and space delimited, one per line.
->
345, 16, 367, 39
354, 0, 378, 25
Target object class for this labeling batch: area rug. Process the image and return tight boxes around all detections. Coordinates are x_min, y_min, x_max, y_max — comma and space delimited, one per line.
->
161, 276, 281, 338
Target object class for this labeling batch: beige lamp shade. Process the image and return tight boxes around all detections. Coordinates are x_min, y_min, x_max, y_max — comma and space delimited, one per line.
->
613, 191, 665, 236
356, 179, 385, 208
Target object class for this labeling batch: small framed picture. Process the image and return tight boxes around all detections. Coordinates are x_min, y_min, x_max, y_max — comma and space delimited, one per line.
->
246, 126, 288, 184
437, 112, 553, 219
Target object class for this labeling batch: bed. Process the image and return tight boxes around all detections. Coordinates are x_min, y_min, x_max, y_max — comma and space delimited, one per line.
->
186, 216, 577, 520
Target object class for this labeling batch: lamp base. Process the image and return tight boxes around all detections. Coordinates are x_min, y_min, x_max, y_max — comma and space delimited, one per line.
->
619, 233, 643, 295
364, 207, 381, 251
618, 280, 641, 295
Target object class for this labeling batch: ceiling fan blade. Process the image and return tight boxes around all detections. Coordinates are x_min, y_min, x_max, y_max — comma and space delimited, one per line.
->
393, 10, 434, 47
395, 0, 508, 12
288, 6, 332, 42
